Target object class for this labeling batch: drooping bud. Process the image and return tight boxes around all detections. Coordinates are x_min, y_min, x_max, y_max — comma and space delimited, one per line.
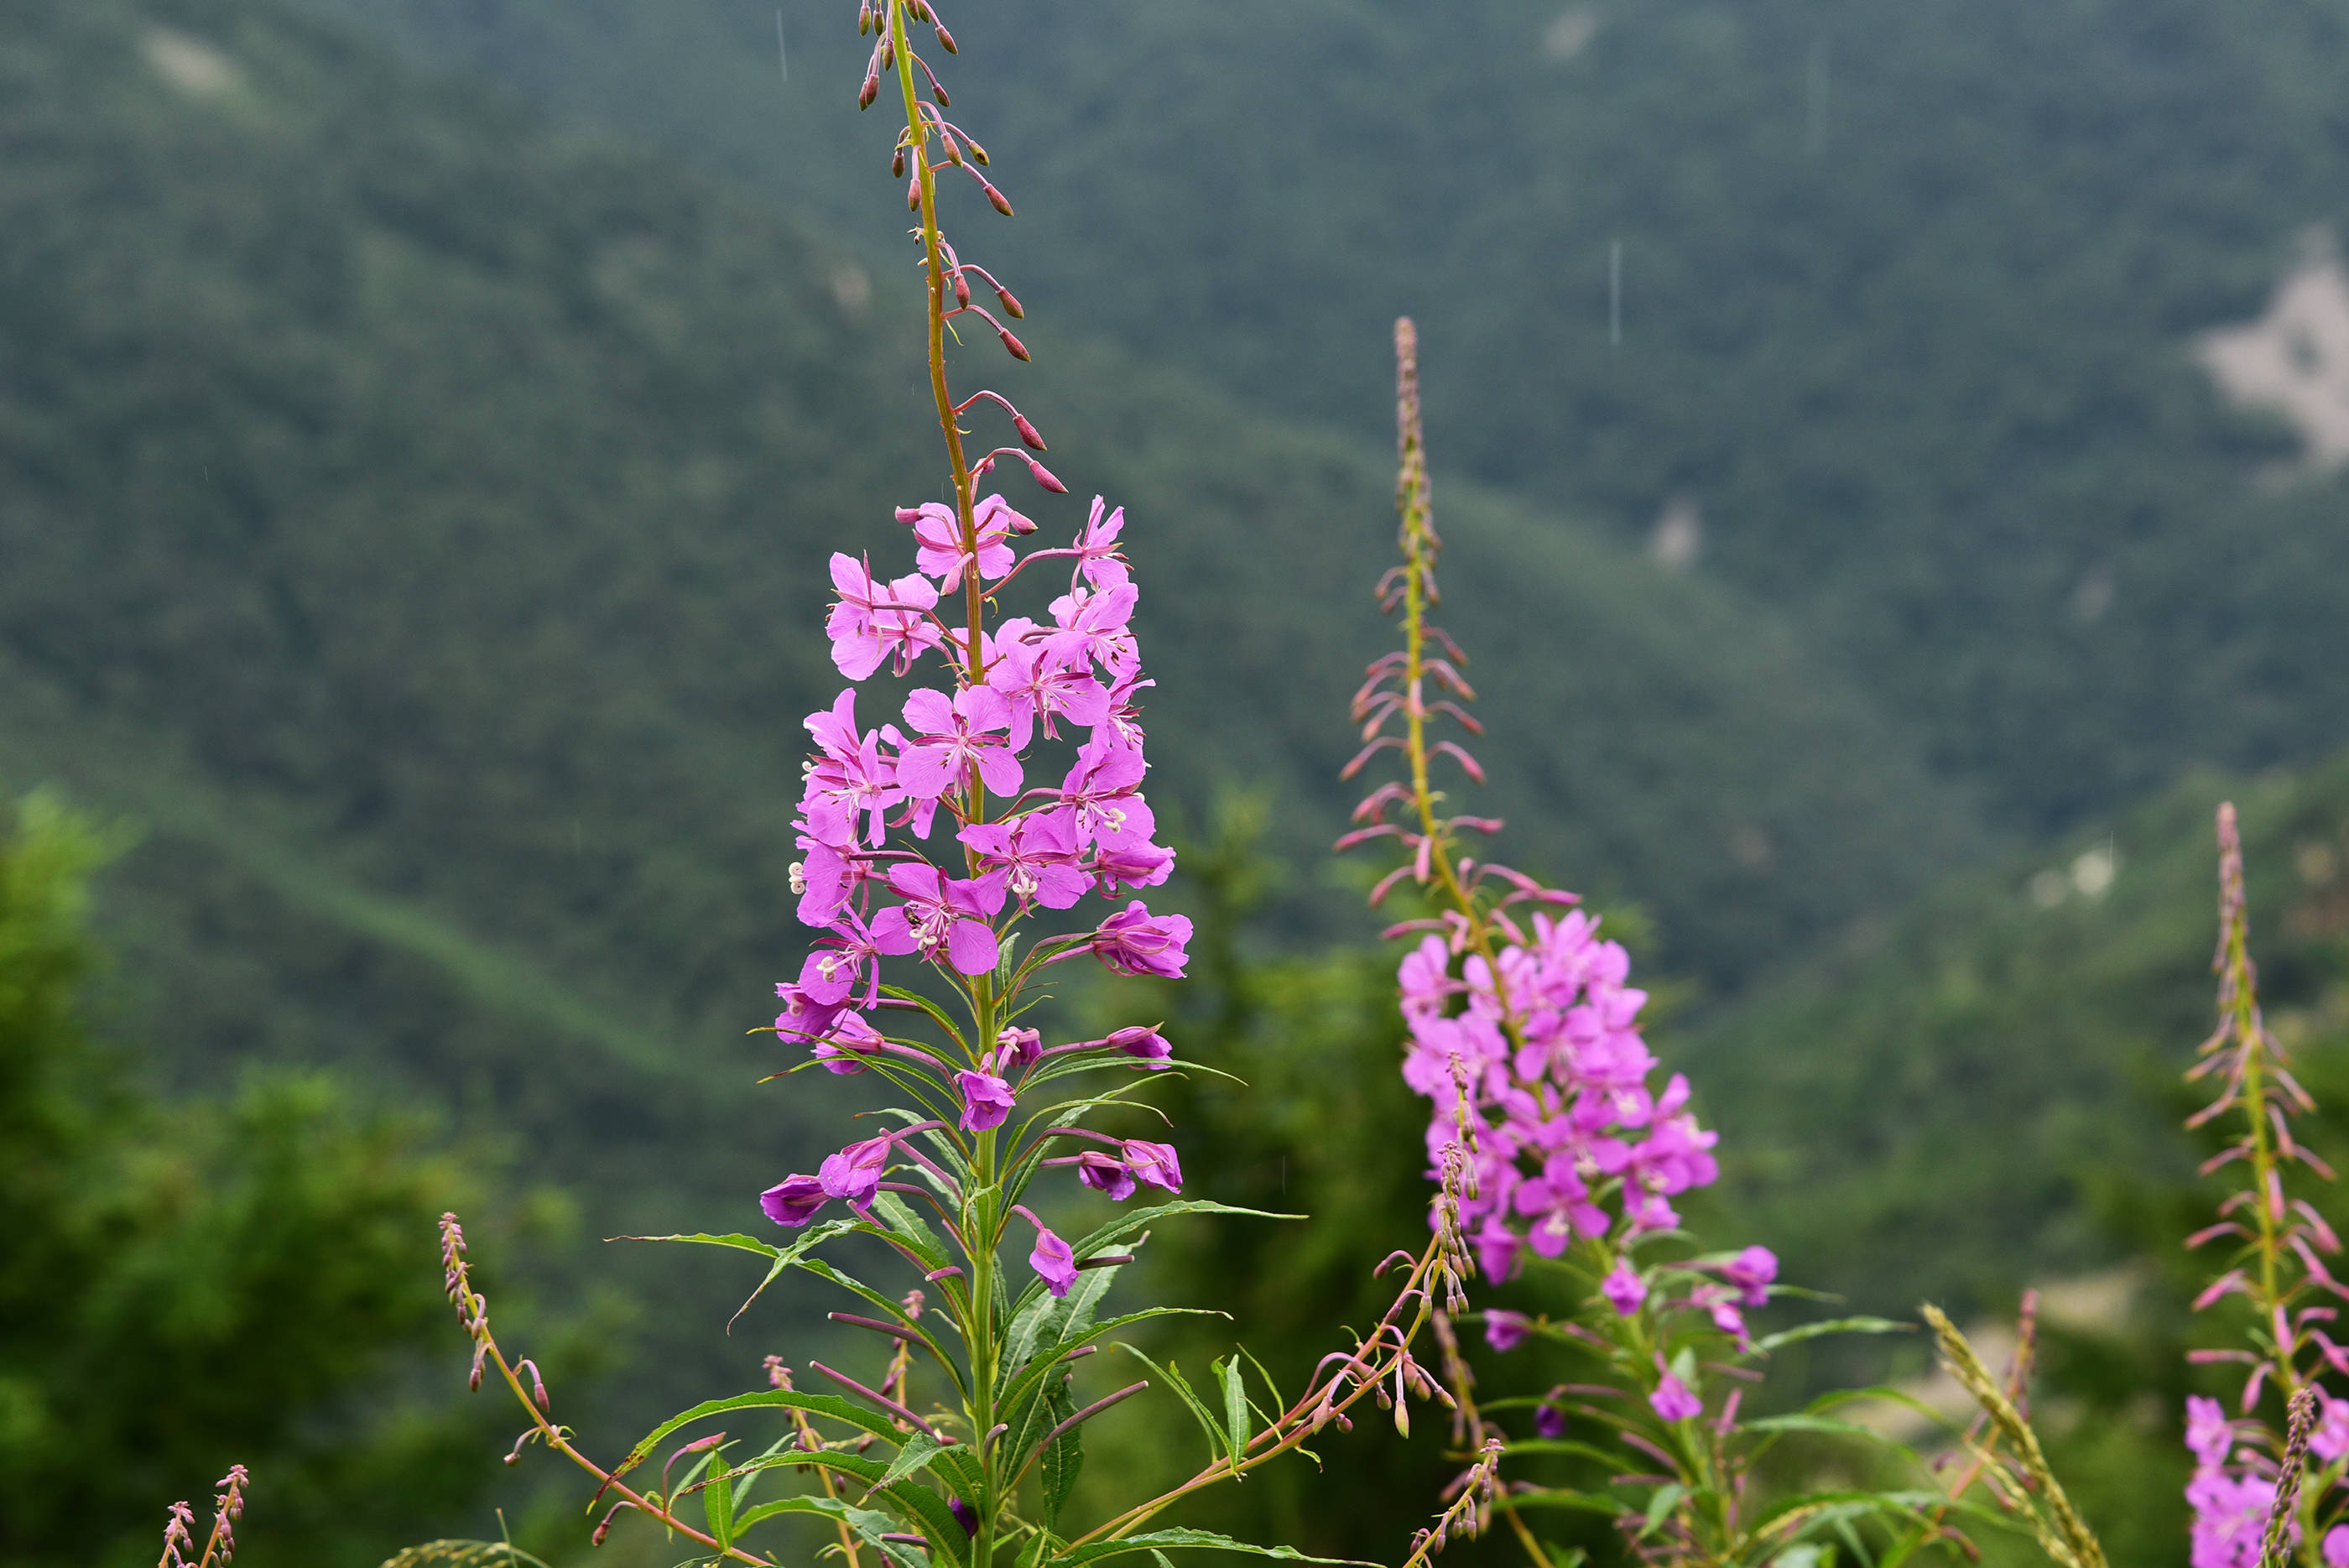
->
1003, 504, 1039, 533
983, 183, 1013, 216
966, 138, 990, 166
892, 145, 907, 180
943, 135, 964, 166
996, 285, 1025, 319
998, 326, 1031, 362
858, 0, 873, 34
879, 30, 893, 69
1024, 456, 1067, 493
935, 23, 957, 52
858, 71, 880, 110
1013, 414, 1045, 451
909, 176, 923, 211
953, 270, 971, 307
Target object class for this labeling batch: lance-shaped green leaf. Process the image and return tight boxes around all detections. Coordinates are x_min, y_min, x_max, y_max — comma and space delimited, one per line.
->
624, 1221, 862, 1328
721, 1446, 971, 1565
1216, 1356, 1250, 1471
1752, 1316, 1913, 1355
703, 1445, 736, 1554
1641, 1483, 1686, 1539
878, 1430, 955, 1490
728, 1494, 930, 1568
620, 1388, 901, 1476
1049, 1528, 1375, 1565
870, 1190, 955, 1274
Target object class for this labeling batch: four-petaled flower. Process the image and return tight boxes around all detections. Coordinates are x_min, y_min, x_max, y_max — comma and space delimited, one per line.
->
872, 863, 1009, 977
957, 1070, 1017, 1133
1088, 903, 1191, 979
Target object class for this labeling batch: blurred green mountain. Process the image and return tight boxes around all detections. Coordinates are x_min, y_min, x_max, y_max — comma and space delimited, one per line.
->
310, 0, 2349, 841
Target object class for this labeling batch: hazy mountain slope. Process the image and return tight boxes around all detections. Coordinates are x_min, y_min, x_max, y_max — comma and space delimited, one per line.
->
312, 0, 2349, 836
2, 0, 1975, 1070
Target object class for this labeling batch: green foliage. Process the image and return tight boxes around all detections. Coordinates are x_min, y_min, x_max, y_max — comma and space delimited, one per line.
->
0, 790, 504, 1567
1683, 758, 2349, 1327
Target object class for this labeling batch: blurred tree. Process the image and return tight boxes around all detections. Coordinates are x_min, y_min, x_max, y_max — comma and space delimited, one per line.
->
0, 789, 526, 1568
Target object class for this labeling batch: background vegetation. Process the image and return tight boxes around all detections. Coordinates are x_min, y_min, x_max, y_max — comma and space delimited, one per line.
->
6, 0, 2349, 1562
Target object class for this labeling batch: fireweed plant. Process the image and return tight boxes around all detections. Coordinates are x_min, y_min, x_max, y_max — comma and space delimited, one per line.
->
424, 8, 1477, 1567
1340, 320, 2060, 1568
1921, 805, 2349, 1568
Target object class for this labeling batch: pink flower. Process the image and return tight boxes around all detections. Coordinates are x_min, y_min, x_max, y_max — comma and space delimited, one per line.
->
1070, 495, 1130, 591
1106, 1024, 1172, 1068
1601, 1261, 1647, 1316
1088, 902, 1190, 978
1018, 1206, 1078, 1297
1482, 1310, 1531, 1352
1648, 1369, 1702, 1423
818, 1136, 893, 1205
898, 685, 1023, 801
801, 690, 903, 849
811, 1013, 888, 1075
1041, 581, 1139, 679
1094, 840, 1175, 894
996, 1026, 1044, 1066
903, 494, 1023, 589
1120, 1138, 1182, 1193
1076, 1150, 1136, 1201
1722, 1245, 1778, 1307
982, 631, 1107, 750
2322, 1527, 2349, 1568
799, 912, 886, 1006
956, 1070, 1016, 1132
960, 811, 1089, 909
872, 862, 1008, 976
825, 554, 942, 679
760, 1174, 829, 1227
1057, 737, 1156, 851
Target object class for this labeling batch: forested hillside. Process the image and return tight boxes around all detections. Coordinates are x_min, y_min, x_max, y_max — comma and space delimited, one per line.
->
0, 0, 1998, 1505
314, 0, 2349, 839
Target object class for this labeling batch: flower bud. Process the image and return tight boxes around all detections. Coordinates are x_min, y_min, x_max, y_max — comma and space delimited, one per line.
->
858, 72, 880, 110
1013, 414, 1045, 451
998, 327, 1030, 362
909, 177, 923, 211
935, 23, 957, 52
984, 183, 1013, 216
995, 285, 1025, 320
909, 0, 931, 18
932, 81, 950, 108
944, 137, 963, 166
858, 0, 872, 34
1023, 456, 1067, 493
953, 271, 971, 308
891, 146, 907, 180
1004, 507, 1039, 534
879, 32, 893, 69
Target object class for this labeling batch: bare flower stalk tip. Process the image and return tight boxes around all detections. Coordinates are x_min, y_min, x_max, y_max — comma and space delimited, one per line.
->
2180, 804, 2348, 1568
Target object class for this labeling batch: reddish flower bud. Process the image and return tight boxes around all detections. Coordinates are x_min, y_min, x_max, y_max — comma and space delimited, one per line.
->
998, 327, 1030, 362
935, 23, 957, 52
953, 271, 971, 307
1013, 414, 1045, 451
983, 183, 1013, 216
909, 177, 922, 211
943, 136, 963, 166
858, 72, 880, 110
995, 286, 1024, 320
891, 145, 906, 180
1023, 456, 1067, 494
